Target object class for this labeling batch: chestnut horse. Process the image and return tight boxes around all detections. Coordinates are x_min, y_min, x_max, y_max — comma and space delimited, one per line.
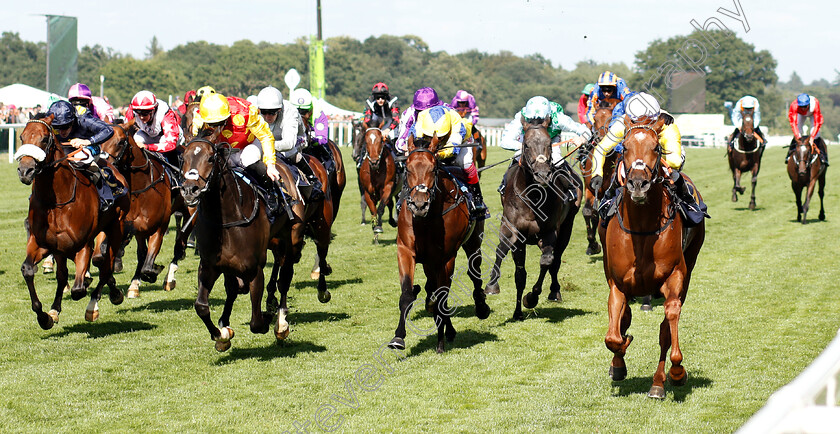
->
728, 107, 764, 209
581, 98, 620, 255
787, 135, 826, 223
387, 133, 490, 353
303, 138, 346, 280
180, 133, 304, 351
358, 127, 399, 242
598, 118, 705, 399
483, 116, 581, 319
16, 116, 129, 328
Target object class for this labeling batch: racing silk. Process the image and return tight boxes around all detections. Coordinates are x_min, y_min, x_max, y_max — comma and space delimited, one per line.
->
134, 99, 182, 152
266, 100, 307, 157
586, 78, 632, 125
577, 94, 589, 124
410, 106, 470, 160
308, 104, 329, 145
92, 97, 115, 123
730, 96, 761, 128
193, 96, 276, 165
592, 114, 683, 178
395, 103, 448, 153
450, 91, 479, 126
60, 112, 115, 156
500, 101, 591, 151
788, 95, 823, 139
363, 96, 400, 130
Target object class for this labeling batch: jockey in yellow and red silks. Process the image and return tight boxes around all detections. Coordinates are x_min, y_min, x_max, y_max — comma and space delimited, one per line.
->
412, 105, 487, 218
585, 71, 632, 128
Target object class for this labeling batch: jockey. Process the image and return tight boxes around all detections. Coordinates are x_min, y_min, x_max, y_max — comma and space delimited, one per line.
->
46, 100, 118, 210
786, 93, 828, 166
289, 88, 333, 171
129, 90, 183, 171
726, 95, 766, 150
412, 105, 486, 218
179, 90, 197, 116
362, 82, 400, 141
589, 92, 692, 204
68, 83, 101, 120
451, 90, 479, 127
395, 87, 445, 154
578, 83, 595, 125
185, 86, 217, 131
256, 86, 323, 200
500, 96, 591, 166
193, 92, 283, 213
586, 71, 632, 127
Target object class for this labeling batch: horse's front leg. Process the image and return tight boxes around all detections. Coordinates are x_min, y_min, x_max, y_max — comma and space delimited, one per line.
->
512, 244, 527, 321
248, 267, 271, 335
749, 165, 759, 210
275, 249, 295, 341
22, 239, 52, 329
650, 274, 687, 400
140, 227, 167, 283
313, 216, 333, 303
818, 174, 826, 221
389, 244, 417, 350
793, 183, 803, 222
70, 245, 93, 302
128, 236, 148, 298
194, 262, 225, 349
732, 169, 741, 202
433, 257, 458, 353
484, 217, 519, 295
605, 280, 633, 382
48, 255, 70, 325
802, 176, 818, 224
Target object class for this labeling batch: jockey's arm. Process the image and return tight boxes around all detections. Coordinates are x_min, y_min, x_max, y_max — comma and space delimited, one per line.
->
754, 104, 761, 128
78, 114, 114, 155
245, 104, 276, 166
394, 107, 415, 153
436, 114, 470, 160
149, 110, 181, 152
272, 102, 301, 157
500, 114, 524, 151
812, 99, 824, 137
593, 121, 626, 177
660, 123, 684, 170
788, 102, 801, 138
552, 111, 592, 143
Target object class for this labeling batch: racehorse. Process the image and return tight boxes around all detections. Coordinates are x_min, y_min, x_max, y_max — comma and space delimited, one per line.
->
180, 131, 304, 351
728, 107, 764, 209
598, 118, 705, 399
358, 127, 399, 242
16, 116, 129, 328
303, 137, 346, 280
100, 120, 194, 297
580, 98, 620, 255
387, 132, 490, 353
483, 116, 581, 319
787, 135, 826, 223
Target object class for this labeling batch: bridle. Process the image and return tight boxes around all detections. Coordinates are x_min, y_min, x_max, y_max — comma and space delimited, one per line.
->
182, 137, 220, 202
620, 124, 665, 186
363, 128, 386, 169
520, 122, 553, 180
791, 139, 818, 169
19, 119, 79, 206
405, 147, 439, 206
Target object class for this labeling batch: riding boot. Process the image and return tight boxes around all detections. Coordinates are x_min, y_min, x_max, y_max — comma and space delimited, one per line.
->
818, 141, 829, 166
671, 171, 695, 204
247, 162, 279, 215
296, 158, 324, 201
467, 182, 487, 218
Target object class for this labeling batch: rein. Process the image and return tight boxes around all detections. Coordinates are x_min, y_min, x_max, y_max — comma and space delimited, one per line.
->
24, 119, 80, 206
405, 147, 466, 216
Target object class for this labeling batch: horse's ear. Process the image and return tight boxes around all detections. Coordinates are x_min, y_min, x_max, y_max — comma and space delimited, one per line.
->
520, 115, 527, 129
429, 133, 440, 154
653, 116, 666, 133
45, 114, 55, 125
362, 121, 370, 129
541, 116, 550, 129
407, 134, 415, 152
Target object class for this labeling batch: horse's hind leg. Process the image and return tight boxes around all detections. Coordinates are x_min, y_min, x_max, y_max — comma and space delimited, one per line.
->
194, 263, 226, 349
732, 169, 743, 201
128, 236, 147, 298
793, 184, 803, 222
547, 213, 576, 302
512, 245, 527, 321
70, 246, 93, 301
165, 213, 194, 291
389, 248, 417, 350
484, 218, 519, 295
818, 175, 826, 221
462, 221, 489, 319
48, 255, 70, 325
434, 258, 457, 353
749, 166, 758, 210
140, 228, 167, 283
275, 251, 294, 340
248, 269, 271, 335
650, 279, 687, 399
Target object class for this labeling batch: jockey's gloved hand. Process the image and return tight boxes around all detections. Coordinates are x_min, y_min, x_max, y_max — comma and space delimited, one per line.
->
590, 175, 603, 192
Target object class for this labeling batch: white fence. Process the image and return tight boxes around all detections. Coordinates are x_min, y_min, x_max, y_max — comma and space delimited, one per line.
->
738, 328, 840, 433
1, 124, 24, 163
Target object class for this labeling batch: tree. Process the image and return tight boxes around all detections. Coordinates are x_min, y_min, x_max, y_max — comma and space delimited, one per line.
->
0, 32, 46, 89
146, 36, 163, 59
633, 30, 777, 113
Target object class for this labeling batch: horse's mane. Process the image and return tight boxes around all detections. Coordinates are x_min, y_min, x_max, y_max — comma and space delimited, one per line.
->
32, 113, 48, 120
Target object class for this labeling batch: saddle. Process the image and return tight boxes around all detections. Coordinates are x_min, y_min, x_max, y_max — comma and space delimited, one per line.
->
146, 151, 183, 189
232, 169, 295, 221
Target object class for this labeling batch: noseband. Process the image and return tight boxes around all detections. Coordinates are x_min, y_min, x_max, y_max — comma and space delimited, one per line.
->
405, 147, 439, 205
621, 124, 664, 185
18, 119, 58, 175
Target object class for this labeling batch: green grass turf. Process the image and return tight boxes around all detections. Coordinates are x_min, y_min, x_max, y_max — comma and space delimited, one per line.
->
0, 145, 837, 432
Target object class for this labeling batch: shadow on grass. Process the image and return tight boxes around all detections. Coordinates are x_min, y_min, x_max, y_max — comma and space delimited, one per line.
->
501, 306, 593, 324
47, 320, 157, 339
610, 373, 713, 402
214, 339, 327, 364
126, 297, 224, 313
293, 277, 363, 291
370, 237, 397, 247
788, 217, 828, 224
291, 311, 350, 323
406, 330, 498, 357
587, 254, 604, 264
734, 206, 764, 211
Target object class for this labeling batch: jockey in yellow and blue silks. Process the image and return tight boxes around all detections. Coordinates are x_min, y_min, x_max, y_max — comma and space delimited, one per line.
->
590, 92, 695, 204
412, 105, 486, 218
586, 71, 632, 127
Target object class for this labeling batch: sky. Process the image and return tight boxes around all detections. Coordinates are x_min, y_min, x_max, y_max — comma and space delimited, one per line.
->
4, 0, 837, 85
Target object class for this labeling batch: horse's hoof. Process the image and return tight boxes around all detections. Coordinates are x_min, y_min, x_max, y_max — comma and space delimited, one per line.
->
310, 270, 320, 280
42, 265, 54, 274
513, 311, 524, 321
389, 218, 397, 228
318, 290, 331, 303
820, 212, 826, 221
163, 280, 176, 291
586, 244, 601, 255
669, 368, 687, 386
547, 292, 562, 302
609, 365, 627, 381
475, 303, 491, 320
85, 308, 99, 322
522, 292, 538, 309
640, 303, 652, 312
110, 288, 124, 305
275, 319, 290, 340
388, 337, 405, 350
127, 281, 140, 299
749, 202, 756, 211
484, 282, 500, 295
140, 270, 158, 284
47, 309, 60, 324
540, 252, 554, 267
214, 340, 232, 352
436, 343, 445, 354
322, 264, 332, 276
647, 385, 666, 399
266, 298, 279, 316
445, 328, 457, 342
37, 313, 55, 330
731, 195, 738, 202
113, 258, 123, 274
91, 254, 105, 269
373, 225, 383, 234
70, 288, 86, 301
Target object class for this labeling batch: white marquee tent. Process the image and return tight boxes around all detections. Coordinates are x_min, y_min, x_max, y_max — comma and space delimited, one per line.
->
0, 83, 65, 109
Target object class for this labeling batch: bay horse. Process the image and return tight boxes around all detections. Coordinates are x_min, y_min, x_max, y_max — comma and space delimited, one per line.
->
16, 116, 129, 329
483, 116, 581, 319
787, 135, 826, 223
728, 107, 764, 209
581, 98, 620, 255
598, 117, 705, 399
99, 120, 195, 297
358, 127, 399, 242
303, 137, 346, 280
180, 132, 304, 351
387, 133, 490, 353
